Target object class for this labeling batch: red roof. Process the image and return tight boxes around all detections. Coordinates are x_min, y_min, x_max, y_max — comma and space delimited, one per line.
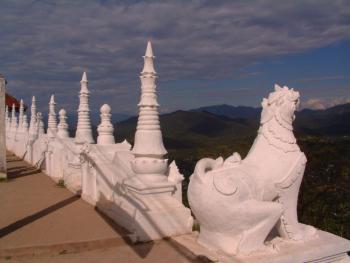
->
5, 93, 27, 112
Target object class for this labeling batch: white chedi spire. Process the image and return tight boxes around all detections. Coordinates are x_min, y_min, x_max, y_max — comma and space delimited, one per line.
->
131, 41, 168, 183
5, 105, 9, 133
133, 41, 166, 156
97, 104, 115, 145
29, 96, 37, 139
10, 103, 18, 133
47, 94, 58, 137
57, 109, 69, 139
18, 99, 24, 132
22, 114, 29, 134
75, 72, 94, 144
37, 112, 45, 135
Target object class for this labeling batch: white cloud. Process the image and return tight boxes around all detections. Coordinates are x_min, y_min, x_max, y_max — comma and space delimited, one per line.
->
302, 97, 350, 110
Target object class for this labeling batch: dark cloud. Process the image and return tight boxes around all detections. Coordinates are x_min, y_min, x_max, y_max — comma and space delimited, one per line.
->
0, 0, 349, 114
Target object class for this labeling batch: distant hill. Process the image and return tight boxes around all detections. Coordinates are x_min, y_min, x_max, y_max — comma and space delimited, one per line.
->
191, 103, 350, 136
295, 103, 350, 136
115, 110, 257, 149
191, 104, 261, 119
116, 103, 350, 144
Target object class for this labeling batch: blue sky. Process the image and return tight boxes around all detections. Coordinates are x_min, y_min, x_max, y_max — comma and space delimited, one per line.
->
0, 0, 349, 117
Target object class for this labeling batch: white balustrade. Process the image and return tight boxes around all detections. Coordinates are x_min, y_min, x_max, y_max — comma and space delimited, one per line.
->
6, 41, 192, 244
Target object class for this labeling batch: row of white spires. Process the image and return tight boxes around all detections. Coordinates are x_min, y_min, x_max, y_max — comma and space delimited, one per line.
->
5, 73, 117, 143
5, 41, 167, 156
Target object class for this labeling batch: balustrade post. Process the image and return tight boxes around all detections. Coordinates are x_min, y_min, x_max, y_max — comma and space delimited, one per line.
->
29, 96, 37, 140
57, 109, 69, 138
97, 104, 115, 144
18, 99, 24, 134
10, 103, 18, 147
131, 41, 168, 183
47, 95, 58, 138
37, 112, 45, 136
75, 72, 94, 144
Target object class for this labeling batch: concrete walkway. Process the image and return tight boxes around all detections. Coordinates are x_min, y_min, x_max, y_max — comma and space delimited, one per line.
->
0, 152, 205, 263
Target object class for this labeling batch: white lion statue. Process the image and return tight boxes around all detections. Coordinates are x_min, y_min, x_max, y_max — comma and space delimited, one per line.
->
188, 85, 317, 255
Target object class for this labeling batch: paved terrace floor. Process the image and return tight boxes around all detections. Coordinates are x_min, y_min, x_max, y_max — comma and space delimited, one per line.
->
0, 152, 206, 263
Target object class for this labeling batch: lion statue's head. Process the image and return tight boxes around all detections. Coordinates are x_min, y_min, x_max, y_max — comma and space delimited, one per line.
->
260, 84, 300, 130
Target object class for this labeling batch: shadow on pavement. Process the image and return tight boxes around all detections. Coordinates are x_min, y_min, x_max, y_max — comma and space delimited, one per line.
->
6, 165, 41, 179
0, 195, 80, 238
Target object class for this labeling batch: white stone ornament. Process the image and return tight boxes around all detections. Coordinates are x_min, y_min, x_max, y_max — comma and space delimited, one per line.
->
48, 94, 58, 138
5, 105, 10, 134
97, 104, 115, 145
29, 96, 37, 140
188, 85, 317, 255
10, 103, 18, 134
57, 108, 69, 139
168, 160, 184, 184
168, 161, 184, 202
132, 41, 168, 183
94, 41, 194, 242
37, 112, 45, 135
18, 99, 24, 132
22, 114, 29, 134
75, 72, 94, 144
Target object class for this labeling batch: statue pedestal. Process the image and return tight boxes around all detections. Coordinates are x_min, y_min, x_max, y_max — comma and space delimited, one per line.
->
97, 176, 193, 242
172, 230, 350, 263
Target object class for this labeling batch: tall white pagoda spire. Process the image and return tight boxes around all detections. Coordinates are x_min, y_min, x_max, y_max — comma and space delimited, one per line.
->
47, 94, 58, 138
29, 96, 37, 139
10, 103, 18, 134
131, 41, 168, 182
37, 112, 45, 135
22, 114, 29, 135
5, 105, 9, 134
75, 72, 94, 144
18, 99, 24, 132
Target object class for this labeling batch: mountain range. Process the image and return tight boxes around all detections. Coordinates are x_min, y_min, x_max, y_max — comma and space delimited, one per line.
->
115, 103, 350, 145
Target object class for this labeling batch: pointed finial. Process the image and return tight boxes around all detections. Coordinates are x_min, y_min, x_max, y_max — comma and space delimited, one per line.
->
20, 99, 23, 106
81, 71, 88, 83
145, 41, 154, 57
32, 96, 36, 102
50, 94, 55, 104
141, 41, 156, 74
